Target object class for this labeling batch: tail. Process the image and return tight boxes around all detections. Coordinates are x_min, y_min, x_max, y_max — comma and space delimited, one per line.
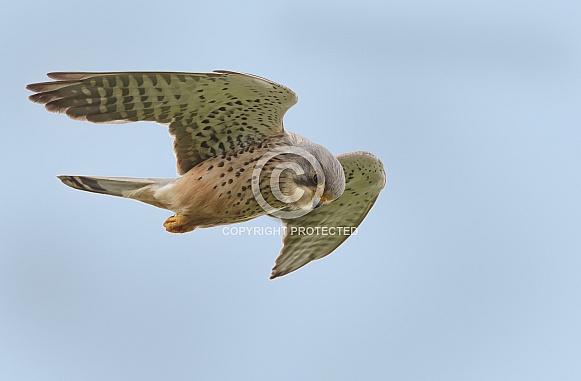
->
58, 175, 175, 209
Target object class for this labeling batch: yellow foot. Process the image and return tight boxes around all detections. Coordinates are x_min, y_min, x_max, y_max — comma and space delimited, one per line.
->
163, 214, 196, 234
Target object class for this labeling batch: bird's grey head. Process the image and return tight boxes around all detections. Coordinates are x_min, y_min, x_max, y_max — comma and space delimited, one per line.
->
273, 134, 346, 211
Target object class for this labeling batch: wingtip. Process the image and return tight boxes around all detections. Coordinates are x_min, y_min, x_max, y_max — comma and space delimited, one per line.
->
56, 175, 72, 186
47, 72, 71, 80
269, 270, 282, 280
47, 72, 94, 81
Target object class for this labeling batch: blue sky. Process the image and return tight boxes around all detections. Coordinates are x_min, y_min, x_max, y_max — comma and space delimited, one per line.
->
1, 0, 581, 380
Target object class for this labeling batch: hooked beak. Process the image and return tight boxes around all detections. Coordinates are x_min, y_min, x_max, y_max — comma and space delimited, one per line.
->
313, 195, 328, 209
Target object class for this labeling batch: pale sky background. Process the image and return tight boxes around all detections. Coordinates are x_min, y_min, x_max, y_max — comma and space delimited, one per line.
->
1, 0, 581, 380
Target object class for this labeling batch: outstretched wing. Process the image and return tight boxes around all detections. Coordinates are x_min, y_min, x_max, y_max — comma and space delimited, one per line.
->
271, 151, 386, 279
27, 71, 298, 175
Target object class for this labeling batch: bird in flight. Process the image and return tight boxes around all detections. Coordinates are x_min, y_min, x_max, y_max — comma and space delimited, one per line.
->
27, 70, 386, 279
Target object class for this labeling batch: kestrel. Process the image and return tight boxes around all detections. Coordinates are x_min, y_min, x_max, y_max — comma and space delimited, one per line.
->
27, 71, 386, 279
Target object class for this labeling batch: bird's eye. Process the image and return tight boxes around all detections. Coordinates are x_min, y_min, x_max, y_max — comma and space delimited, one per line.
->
312, 172, 322, 186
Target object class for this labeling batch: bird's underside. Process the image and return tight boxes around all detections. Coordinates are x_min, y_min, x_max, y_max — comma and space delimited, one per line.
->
27, 70, 386, 279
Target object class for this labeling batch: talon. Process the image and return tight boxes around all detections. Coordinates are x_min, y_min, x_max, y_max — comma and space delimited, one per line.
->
163, 214, 196, 233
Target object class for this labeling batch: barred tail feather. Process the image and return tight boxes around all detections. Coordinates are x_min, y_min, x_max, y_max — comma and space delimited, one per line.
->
57, 175, 175, 209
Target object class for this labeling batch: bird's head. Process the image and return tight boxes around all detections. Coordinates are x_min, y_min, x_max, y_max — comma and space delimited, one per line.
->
271, 135, 345, 212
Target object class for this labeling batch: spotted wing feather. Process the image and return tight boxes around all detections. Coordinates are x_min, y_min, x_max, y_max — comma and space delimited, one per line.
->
27, 71, 298, 175
271, 151, 386, 279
